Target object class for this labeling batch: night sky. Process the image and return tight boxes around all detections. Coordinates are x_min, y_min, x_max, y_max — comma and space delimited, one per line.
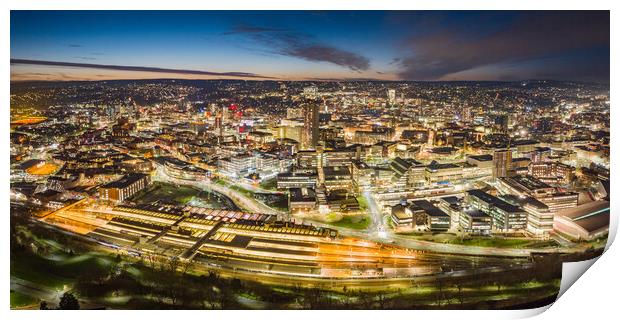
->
10, 11, 610, 83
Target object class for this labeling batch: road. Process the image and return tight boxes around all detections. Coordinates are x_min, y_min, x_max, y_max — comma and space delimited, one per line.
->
153, 166, 285, 218
362, 190, 389, 239
10, 277, 102, 310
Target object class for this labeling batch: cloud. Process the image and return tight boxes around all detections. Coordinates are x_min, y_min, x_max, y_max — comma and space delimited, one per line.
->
67, 44, 83, 48
10, 59, 274, 79
307, 76, 387, 82
224, 25, 370, 72
395, 12, 609, 81
281, 44, 370, 72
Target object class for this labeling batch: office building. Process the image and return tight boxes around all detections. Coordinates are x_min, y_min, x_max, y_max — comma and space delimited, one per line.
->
466, 189, 527, 231
98, 173, 150, 202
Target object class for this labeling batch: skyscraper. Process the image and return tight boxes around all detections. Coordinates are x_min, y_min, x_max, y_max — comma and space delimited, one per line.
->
302, 102, 319, 150
303, 86, 318, 99
387, 89, 396, 105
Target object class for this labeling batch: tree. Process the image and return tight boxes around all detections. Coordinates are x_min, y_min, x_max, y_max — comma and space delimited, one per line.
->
58, 292, 80, 310
455, 283, 464, 307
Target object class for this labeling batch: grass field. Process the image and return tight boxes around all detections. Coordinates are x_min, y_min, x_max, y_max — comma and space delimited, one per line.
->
326, 215, 371, 230
11, 251, 114, 290
259, 178, 278, 191
456, 238, 541, 248
132, 182, 200, 204
214, 179, 257, 197
397, 232, 559, 249
131, 182, 234, 210
10, 290, 38, 308
356, 196, 369, 211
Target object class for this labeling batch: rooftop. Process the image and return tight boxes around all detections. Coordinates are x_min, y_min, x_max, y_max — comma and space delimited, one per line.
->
557, 200, 610, 233
467, 189, 523, 213
102, 173, 149, 189
468, 154, 493, 162
411, 200, 448, 217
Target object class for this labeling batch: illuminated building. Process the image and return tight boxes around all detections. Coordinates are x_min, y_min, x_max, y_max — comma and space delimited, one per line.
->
459, 209, 492, 235
322, 148, 359, 167
522, 197, 553, 237
391, 203, 413, 228
387, 89, 396, 105
425, 162, 462, 185
529, 161, 574, 185
492, 149, 512, 179
288, 188, 317, 213
302, 102, 319, 149
277, 169, 318, 189
351, 160, 373, 191
322, 166, 353, 191
537, 192, 579, 213
303, 86, 318, 99
390, 157, 421, 190
218, 154, 256, 179
554, 200, 609, 240
496, 175, 556, 198
98, 173, 150, 202
390, 200, 450, 231
296, 150, 319, 168
155, 157, 209, 181
497, 174, 578, 213
466, 189, 527, 231
438, 196, 462, 228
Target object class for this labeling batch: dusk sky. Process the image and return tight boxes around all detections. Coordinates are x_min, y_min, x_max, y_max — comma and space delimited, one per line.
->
10, 11, 610, 83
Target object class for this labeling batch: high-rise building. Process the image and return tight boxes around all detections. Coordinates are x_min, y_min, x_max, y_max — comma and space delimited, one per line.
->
302, 102, 319, 149
106, 105, 119, 121
303, 86, 318, 99
460, 106, 472, 122
387, 89, 396, 105
214, 111, 223, 143
492, 149, 512, 179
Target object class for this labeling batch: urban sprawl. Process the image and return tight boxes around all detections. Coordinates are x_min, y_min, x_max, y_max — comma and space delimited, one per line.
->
10, 80, 610, 308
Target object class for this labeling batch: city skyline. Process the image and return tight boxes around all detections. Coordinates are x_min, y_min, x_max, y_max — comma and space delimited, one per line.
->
9, 9, 611, 311
11, 11, 610, 83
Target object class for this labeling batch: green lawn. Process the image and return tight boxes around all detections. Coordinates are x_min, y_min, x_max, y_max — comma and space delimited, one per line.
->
11, 254, 73, 289
456, 238, 536, 248
397, 234, 558, 249
259, 178, 278, 191
10, 290, 38, 308
11, 251, 115, 290
231, 185, 254, 197
214, 179, 255, 197
326, 215, 371, 230
132, 182, 200, 205
356, 196, 369, 211
132, 182, 232, 208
